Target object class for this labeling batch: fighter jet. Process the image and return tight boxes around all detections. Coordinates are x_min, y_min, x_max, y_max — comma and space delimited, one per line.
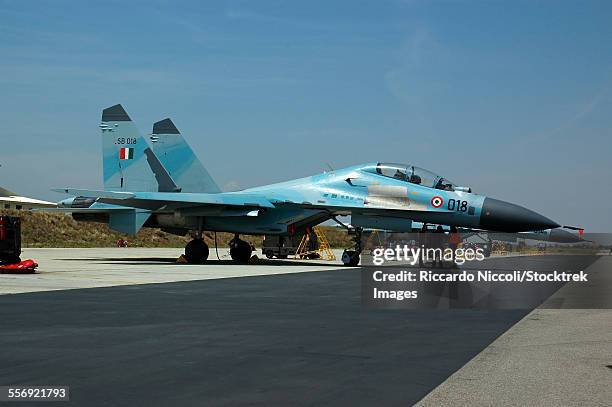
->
55, 104, 567, 265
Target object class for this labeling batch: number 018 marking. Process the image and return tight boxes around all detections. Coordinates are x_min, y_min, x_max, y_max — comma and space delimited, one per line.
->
447, 199, 468, 212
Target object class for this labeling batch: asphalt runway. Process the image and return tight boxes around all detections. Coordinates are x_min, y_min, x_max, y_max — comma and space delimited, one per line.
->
0, 250, 606, 406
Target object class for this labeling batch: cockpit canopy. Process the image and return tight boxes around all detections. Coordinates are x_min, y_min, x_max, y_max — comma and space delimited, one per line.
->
371, 162, 457, 191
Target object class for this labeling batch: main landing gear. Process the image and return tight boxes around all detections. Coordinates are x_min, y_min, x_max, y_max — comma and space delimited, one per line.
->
229, 234, 253, 263
331, 216, 363, 266
185, 219, 209, 264
185, 238, 209, 264
183, 228, 253, 265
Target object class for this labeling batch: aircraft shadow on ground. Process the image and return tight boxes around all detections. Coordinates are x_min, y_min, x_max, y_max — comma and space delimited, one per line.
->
57, 257, 342, 267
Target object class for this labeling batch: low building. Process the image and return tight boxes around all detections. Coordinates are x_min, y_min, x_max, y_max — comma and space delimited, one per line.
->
0, 187, 56, 210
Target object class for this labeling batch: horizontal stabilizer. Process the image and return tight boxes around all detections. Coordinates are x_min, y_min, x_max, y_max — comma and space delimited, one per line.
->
53, 188, 134, 200
36, 206, 133, 213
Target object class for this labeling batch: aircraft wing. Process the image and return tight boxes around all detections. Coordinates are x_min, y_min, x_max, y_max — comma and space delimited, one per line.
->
53, 186, 459, 217
53, 188, 449, 214
53, 189, 276, 210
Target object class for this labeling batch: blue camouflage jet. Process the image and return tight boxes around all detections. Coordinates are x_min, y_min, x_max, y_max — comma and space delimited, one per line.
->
55, 104, 569, 265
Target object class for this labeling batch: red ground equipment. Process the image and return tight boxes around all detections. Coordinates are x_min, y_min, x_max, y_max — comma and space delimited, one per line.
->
0, 215, 37, 273
0, 259, 38, 274
0, 215, 21, 264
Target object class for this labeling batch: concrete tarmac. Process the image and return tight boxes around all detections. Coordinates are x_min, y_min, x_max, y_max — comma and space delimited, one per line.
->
0, 248, 349, 295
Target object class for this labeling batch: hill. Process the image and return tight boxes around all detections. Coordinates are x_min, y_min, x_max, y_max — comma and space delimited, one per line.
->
0, 210, 352, 249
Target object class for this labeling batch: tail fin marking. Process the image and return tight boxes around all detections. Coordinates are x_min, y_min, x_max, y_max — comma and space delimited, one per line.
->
101, 104, 158, 192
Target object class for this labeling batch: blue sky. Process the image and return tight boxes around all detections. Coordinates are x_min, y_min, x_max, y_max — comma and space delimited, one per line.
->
0, 0, 611, 230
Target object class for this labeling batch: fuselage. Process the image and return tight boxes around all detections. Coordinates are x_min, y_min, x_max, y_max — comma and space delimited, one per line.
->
60, 162, 559, 236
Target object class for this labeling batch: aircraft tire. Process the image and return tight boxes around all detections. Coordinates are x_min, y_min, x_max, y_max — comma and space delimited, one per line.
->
230, 239, 252, 263
185, 238, 209, 264
342, 250, 360, 266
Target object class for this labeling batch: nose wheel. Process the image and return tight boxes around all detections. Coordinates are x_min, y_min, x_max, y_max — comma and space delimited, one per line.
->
229, 234, 253, 263
339, 223, 363, 266
185, 238, 209, 264
341, 250, 361, 266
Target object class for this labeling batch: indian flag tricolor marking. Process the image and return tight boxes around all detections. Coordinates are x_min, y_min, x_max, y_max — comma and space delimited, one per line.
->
119, 147, 134, 160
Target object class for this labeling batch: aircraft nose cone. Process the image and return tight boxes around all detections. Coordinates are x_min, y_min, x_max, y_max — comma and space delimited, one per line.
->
480, 198, 559, 232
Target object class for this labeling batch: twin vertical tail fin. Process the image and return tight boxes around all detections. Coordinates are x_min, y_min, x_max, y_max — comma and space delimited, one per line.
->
100, 104, 163, 235
101, 105, 179, 193
101, 104, 158, 192
99, 105, 220, 235
151, 118, 221, 193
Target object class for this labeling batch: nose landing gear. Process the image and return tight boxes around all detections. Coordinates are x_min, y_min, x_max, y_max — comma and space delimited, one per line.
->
337, 221, 362, 267
341, 249, 361, 266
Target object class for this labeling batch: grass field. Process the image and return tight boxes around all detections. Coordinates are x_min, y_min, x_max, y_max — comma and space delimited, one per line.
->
1, 210, 352, 249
